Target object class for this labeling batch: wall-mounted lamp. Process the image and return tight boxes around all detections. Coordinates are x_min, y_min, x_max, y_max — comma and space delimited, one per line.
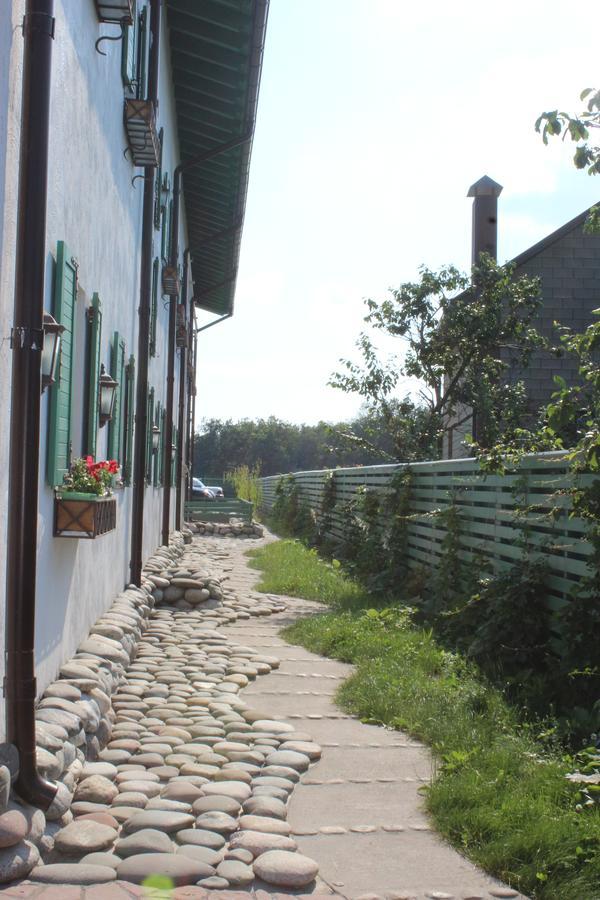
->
99, 364, 118, 426
41, 312, 65, 392
152, 424, 161, 452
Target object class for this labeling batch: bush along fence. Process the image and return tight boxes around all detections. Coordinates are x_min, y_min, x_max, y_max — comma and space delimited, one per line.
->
260, 453, 600, 738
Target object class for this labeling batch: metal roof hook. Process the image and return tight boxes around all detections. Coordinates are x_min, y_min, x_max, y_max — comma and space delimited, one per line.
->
95, 18, 127, 56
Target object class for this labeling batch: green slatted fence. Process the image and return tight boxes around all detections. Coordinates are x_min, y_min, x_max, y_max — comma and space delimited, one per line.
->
260, 452, 596, 605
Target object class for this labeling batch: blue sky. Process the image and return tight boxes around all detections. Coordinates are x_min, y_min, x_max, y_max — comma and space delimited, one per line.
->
194, 0, 600, 426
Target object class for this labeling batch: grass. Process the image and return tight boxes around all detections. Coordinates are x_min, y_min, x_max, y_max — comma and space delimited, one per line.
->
246, 539, 367, 606
247, 538, 600, 900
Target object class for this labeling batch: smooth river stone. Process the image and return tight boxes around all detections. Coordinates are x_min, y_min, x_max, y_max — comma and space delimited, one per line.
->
174, 829, 225, 850
0, 840, 39, 883
0, 811, 28, 848
251, 720, 294, 734
79, 852, 121, 870
54, 821, 117, 854
192, 796, 241, 817
243, 796, 287, 819
261, 765, 300, 782
123, 810, 194, 834
81, 762, 118, 781
265, 750, 311, 772
279, 740, 322, 760
229, 830, 297, 858
195, 812, 239, 835
74, 775, 118, 804
239, 814, 291, 835
201, 780, 251, 803
162, 782, 204, 803
77, 812, 120, 830
117, 781, 161, 798
116, 828, 174, 857
177, 844, 222, 867
110, 792, 148, 809
217, 858, 254, 886
29, 863, 116, 884
116, 852, 213, 885
116, 770, 160, 784
145, 798, 192, 814
253, 849, 319, 888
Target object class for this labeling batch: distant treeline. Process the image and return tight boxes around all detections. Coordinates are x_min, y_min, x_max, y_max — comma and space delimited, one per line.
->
193, 410, 401, 478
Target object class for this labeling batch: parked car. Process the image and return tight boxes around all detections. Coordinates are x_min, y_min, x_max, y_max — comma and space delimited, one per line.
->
206, 484, 224, 498
191, 477, 215, 500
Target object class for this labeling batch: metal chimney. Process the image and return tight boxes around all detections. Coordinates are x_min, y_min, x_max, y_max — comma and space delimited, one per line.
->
467, 175, 503, 265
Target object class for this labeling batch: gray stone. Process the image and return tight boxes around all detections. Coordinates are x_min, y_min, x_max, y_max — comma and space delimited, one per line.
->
195, 811, 239, 834
123, 810, 195, 834
0, 745, 19, 780
74, 774, 118, 804
265, 749, 311, 771
198, 875, 229, 889
217, 858, 254, 886
243, 796, 287, 819
0, 810, 28, 848
79, 851, 121, 869
174, 828, 225, 850
116, 828, 174, 857
229, 829, 297, 857
116, 852, 213, 884
253, 849, 319, 887
54, 820, 117, 854
45, 782, 73, 821
239, 814, 291, 835
177, 844, 222, 866
29, 862, 116, 884
81, 761, 118, 780
192, 795, 241, 817
201, 780, 251, 802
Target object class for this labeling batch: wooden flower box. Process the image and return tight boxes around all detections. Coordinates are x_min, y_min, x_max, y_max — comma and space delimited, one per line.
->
54, 493, 117, 539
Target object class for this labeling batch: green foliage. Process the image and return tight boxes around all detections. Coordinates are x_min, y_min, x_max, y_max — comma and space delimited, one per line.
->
536, 89, 600, 178
281, 599, 600, 900
246, 539, 366, 608
226, 463, 262, 509
269, 475, 315, 542
330, 255, 545, 455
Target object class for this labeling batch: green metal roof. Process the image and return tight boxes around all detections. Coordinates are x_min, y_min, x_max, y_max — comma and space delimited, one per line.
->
165, 0, 268, 315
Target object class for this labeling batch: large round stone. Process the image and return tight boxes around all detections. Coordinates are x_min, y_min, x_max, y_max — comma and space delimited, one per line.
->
217, 858, 254, 886
265, 750, 311, 772
243, 796, 287, 819
29, 862, 116, 884
116, 852, 213, 885
201, 780, 251, 803
0, 810, 28, 848
116, 828, 174, 857
123, 810, 194, 834
229, 830, 297, 858
174, 829, 225, 850
239, 814, 291, 835
177, 844, 222, 867
74, 775, 118, 804
253, 849, 319, 887
54, 820, 117, 854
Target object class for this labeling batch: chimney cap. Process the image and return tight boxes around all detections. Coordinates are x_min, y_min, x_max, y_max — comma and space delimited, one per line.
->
467, 175, 503, 198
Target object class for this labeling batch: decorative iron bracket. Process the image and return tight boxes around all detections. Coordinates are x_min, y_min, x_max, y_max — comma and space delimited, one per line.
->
95, 19, 127, 56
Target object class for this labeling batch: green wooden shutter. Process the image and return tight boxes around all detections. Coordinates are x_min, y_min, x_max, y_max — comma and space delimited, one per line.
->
150, 257, 158, 357
136, 5, 147, 99
154, 129, 164, 229
160, 205, 168, 262
108, 332, 126, 462
47, 241, 77, 486
146, 386, 154, 483
84, 294, 102, 458
123, 355, 135, 486
121, 0, 138, 89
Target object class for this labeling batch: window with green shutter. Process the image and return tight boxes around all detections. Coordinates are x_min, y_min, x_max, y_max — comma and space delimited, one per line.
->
154, 128, 164, 230
121, 0, 137, 90
160, 205, 168, 263
150, 257, 158, 357
122, 355, 135, 486
83, 293, 102, 458
47, 241, 77, 487
146, 386, 154, 484
108, 332, 126, 463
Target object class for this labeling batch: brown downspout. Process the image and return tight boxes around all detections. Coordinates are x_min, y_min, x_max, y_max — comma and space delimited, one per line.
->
186, 325, 197, 501
174, 248, 190, 530
130, 0, 161, 583
5, 0, 58, 809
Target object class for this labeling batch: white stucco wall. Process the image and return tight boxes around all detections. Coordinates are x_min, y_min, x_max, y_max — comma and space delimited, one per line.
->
0, 0, 189, 731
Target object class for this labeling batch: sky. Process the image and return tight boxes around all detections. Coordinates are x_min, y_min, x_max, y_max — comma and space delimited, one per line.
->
194, 0, 600, 428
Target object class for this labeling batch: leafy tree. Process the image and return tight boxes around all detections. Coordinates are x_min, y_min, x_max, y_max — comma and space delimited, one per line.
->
536, 88, 600, 176
330, 255, 545, 456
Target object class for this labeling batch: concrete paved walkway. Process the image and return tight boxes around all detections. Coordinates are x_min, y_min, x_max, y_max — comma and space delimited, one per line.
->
213, 534, 524, 900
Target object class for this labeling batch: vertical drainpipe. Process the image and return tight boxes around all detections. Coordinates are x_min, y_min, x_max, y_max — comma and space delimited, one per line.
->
5, 0, 58, 809
130, 0, 161, 584
175, 248, 190, 529
186, 324, 197, 501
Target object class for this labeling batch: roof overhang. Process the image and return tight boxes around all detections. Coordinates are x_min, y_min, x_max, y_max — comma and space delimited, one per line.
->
165, 0, 269, 315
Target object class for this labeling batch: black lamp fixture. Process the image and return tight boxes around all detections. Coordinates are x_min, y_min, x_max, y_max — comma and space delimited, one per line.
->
152, 424, 161, 452
41, 312, 65, 392
98, 364, 118, 426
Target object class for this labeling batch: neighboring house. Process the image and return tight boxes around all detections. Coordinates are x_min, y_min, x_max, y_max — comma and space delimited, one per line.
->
446, 178, 600, 458
0, 0, 267, 739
